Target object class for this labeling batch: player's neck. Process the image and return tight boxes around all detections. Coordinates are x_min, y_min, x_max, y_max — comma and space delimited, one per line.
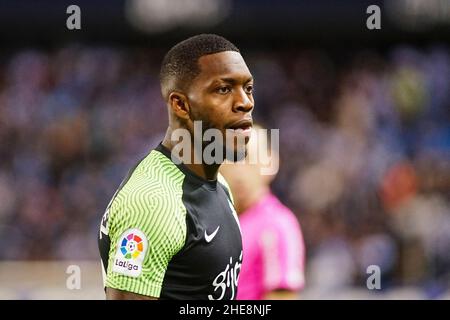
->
185, 162, 220, 181
162, 129, 220, 181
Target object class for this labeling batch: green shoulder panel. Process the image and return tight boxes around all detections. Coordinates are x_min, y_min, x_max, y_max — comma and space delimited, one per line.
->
105, 150, 187, 298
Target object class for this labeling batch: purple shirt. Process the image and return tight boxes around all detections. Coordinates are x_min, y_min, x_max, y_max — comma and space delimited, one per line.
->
237, 192, 305, 300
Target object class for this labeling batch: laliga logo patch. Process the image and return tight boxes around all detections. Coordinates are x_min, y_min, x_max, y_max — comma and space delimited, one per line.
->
112, 228, 148, 277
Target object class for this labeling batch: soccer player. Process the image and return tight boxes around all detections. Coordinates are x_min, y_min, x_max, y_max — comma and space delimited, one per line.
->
220, 126, 306, 300
98, 34, 254, 300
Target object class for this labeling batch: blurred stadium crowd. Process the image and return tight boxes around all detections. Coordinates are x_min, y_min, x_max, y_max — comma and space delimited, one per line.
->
0, 44, 449, 297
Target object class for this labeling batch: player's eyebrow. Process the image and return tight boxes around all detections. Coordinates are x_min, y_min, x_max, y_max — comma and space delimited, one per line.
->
215, 76, 254, 85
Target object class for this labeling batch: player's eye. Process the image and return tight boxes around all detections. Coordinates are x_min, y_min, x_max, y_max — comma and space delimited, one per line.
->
216, 86, 231, 94
245, 84, 254, 94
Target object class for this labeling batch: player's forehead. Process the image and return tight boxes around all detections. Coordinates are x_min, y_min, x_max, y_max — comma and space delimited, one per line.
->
196, 51, 252, 84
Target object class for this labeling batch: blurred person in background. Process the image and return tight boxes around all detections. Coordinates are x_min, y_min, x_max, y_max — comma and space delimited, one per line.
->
220, 125, 306, 300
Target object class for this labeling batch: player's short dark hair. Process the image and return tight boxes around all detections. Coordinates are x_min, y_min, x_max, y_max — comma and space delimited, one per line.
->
160, 34, 240, 100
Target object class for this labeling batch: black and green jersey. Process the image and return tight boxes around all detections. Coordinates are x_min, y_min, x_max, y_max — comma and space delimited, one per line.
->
98, 143, 242, 300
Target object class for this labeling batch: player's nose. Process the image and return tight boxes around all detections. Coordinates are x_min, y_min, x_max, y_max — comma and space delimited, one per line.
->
233, 88, 254, 113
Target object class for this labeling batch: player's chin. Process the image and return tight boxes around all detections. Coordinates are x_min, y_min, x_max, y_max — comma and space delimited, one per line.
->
224, 143, 248, 162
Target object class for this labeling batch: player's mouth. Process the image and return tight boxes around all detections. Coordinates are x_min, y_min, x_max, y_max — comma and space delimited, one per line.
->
227, 119, 253, 138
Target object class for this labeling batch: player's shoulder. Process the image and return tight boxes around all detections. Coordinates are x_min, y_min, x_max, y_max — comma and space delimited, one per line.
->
127, 149, 184, 191
109, 149, 186, 221
139, 148, 185, 182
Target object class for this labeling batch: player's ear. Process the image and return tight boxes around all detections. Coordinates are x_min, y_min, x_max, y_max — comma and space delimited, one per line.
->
168, 91, 190, 121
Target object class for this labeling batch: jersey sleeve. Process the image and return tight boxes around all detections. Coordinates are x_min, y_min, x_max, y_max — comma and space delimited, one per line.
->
260, 210, 306, 293
105, 178, 187, 298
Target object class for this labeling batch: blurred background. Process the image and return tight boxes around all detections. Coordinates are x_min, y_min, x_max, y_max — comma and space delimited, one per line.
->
0, 0, 449, 299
